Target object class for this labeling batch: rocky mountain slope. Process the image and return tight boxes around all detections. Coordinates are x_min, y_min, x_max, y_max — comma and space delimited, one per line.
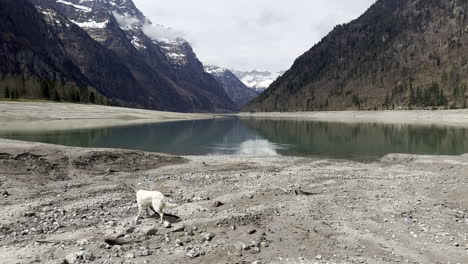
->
0, 0, 237, 112
232, 70, 284, 93
205, 66, 259, 108
0, 0, 111, 105
244, 0, 468, 112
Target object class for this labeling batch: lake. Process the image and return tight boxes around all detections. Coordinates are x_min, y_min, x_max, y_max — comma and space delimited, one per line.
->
0, 118, 467, 160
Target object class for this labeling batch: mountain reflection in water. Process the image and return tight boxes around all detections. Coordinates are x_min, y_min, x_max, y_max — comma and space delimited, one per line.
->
0, 118, 467, 160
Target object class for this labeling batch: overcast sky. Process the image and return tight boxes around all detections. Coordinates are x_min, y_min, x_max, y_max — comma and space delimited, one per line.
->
133, 0, 376, 72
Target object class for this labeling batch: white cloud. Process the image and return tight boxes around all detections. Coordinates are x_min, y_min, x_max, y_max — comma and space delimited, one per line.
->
112, 12, 139, 27
133, 0, 375, 72
141, 23, 185, 42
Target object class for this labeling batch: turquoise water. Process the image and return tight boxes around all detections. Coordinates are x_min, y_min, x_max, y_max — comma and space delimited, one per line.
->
0, 118, 467, 160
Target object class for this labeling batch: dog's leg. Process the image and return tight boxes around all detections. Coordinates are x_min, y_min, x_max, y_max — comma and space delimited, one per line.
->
135, 204, 143, 224
152, 200, 164, 223
149, 206, 157, 215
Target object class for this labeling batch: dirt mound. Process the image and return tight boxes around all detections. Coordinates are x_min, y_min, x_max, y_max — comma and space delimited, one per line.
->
71, 150, 185, 173
0, 152, 69, 181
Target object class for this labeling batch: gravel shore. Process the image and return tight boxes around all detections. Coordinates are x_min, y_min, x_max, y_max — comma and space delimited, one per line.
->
0, 139, 467, 264
0, 102, 217, 131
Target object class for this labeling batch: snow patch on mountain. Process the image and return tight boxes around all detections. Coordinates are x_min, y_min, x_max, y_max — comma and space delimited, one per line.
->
158, 39, 190, 66
71, 19, 109, 29
56, 0, 91, 12
205, 66, 228, 75
232, 70, 284, 92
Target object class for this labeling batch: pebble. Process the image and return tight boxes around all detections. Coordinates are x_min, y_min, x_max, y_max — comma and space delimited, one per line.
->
172, 225, 185, 233
137, 250, 153, 256
316, 255, 322, 260
23, 212, 36, 217
125, 227, 135, 234
125, 253, 135, 259
144, 227, 158, 236
202, 232, 215, 241
213, 201, 224, 207
163, 221, 171, 228
248, 229, 257, 234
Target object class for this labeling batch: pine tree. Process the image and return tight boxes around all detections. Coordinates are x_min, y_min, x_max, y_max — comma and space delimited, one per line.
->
4, 86, 9, 99
89, 92, 96, 104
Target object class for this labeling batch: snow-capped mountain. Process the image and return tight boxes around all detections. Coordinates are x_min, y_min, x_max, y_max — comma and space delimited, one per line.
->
205, 66, 259, 108
20, 0, 237, 112
232, 70, 285, 93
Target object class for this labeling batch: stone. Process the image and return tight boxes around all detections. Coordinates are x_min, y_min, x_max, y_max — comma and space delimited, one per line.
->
230, 225, 236, 230
125, 227, 135, 234
23, 212, 36, 217
201, 232, 215, 241
213, 201, 224, 207
186, 249, 200, 258
172, 225, 185, 233
163, 221, 171, 228
316, 255, 322, 260
144, 227, 158, 236
125, 253, 135, 259
137, 250, 153, 256
77, 250, 95, 262
65, 253, 78, 264
247, 229, 257, 234
240, 243, 251, 250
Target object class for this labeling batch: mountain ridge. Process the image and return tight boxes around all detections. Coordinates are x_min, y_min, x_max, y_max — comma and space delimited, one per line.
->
0, 0, 238, 112
244, 0, 468, 112
204, 65, 259, 108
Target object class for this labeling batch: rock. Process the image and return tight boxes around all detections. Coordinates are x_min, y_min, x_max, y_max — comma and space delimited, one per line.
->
230, 225, 236, 230
125, 227, 135, 234
65, 253, 78, 264
201, 232, 215, 241
316, 254, 322, 260
2, 191, 9, 197
240, 243, 251, 250
247, 229, 257, 234
172, 225, 185, 233
137, 250, 153, 256
213, 201, 224, 207
77, 250, 95, 262
185, 230, 195, 236
125, 253, 135, 259
175, 239, 183, 246
23, 212, 36, 217
163, 221, 171, 228
186, 249, 200, 258
144, 227, 158, 236
252, 246, 261, 253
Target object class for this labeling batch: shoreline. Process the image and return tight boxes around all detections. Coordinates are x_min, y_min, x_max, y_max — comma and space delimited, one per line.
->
237, 109, 468, 127
0, 102, 219, 132
0, 138, 466, 263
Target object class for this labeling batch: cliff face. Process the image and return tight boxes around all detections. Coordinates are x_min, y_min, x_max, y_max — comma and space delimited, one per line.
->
244, 0, 468, 112
0, 0, 109, 104
205, 66, 259, 108
0, 0, 237, 112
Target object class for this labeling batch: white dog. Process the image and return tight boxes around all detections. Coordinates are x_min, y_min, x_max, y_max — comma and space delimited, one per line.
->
135, 190, 177, 224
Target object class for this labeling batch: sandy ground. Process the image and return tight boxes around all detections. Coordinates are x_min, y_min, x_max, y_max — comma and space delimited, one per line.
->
0, 102, 217, 131
237, 110, 468, 127
0, 139, 467, 264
